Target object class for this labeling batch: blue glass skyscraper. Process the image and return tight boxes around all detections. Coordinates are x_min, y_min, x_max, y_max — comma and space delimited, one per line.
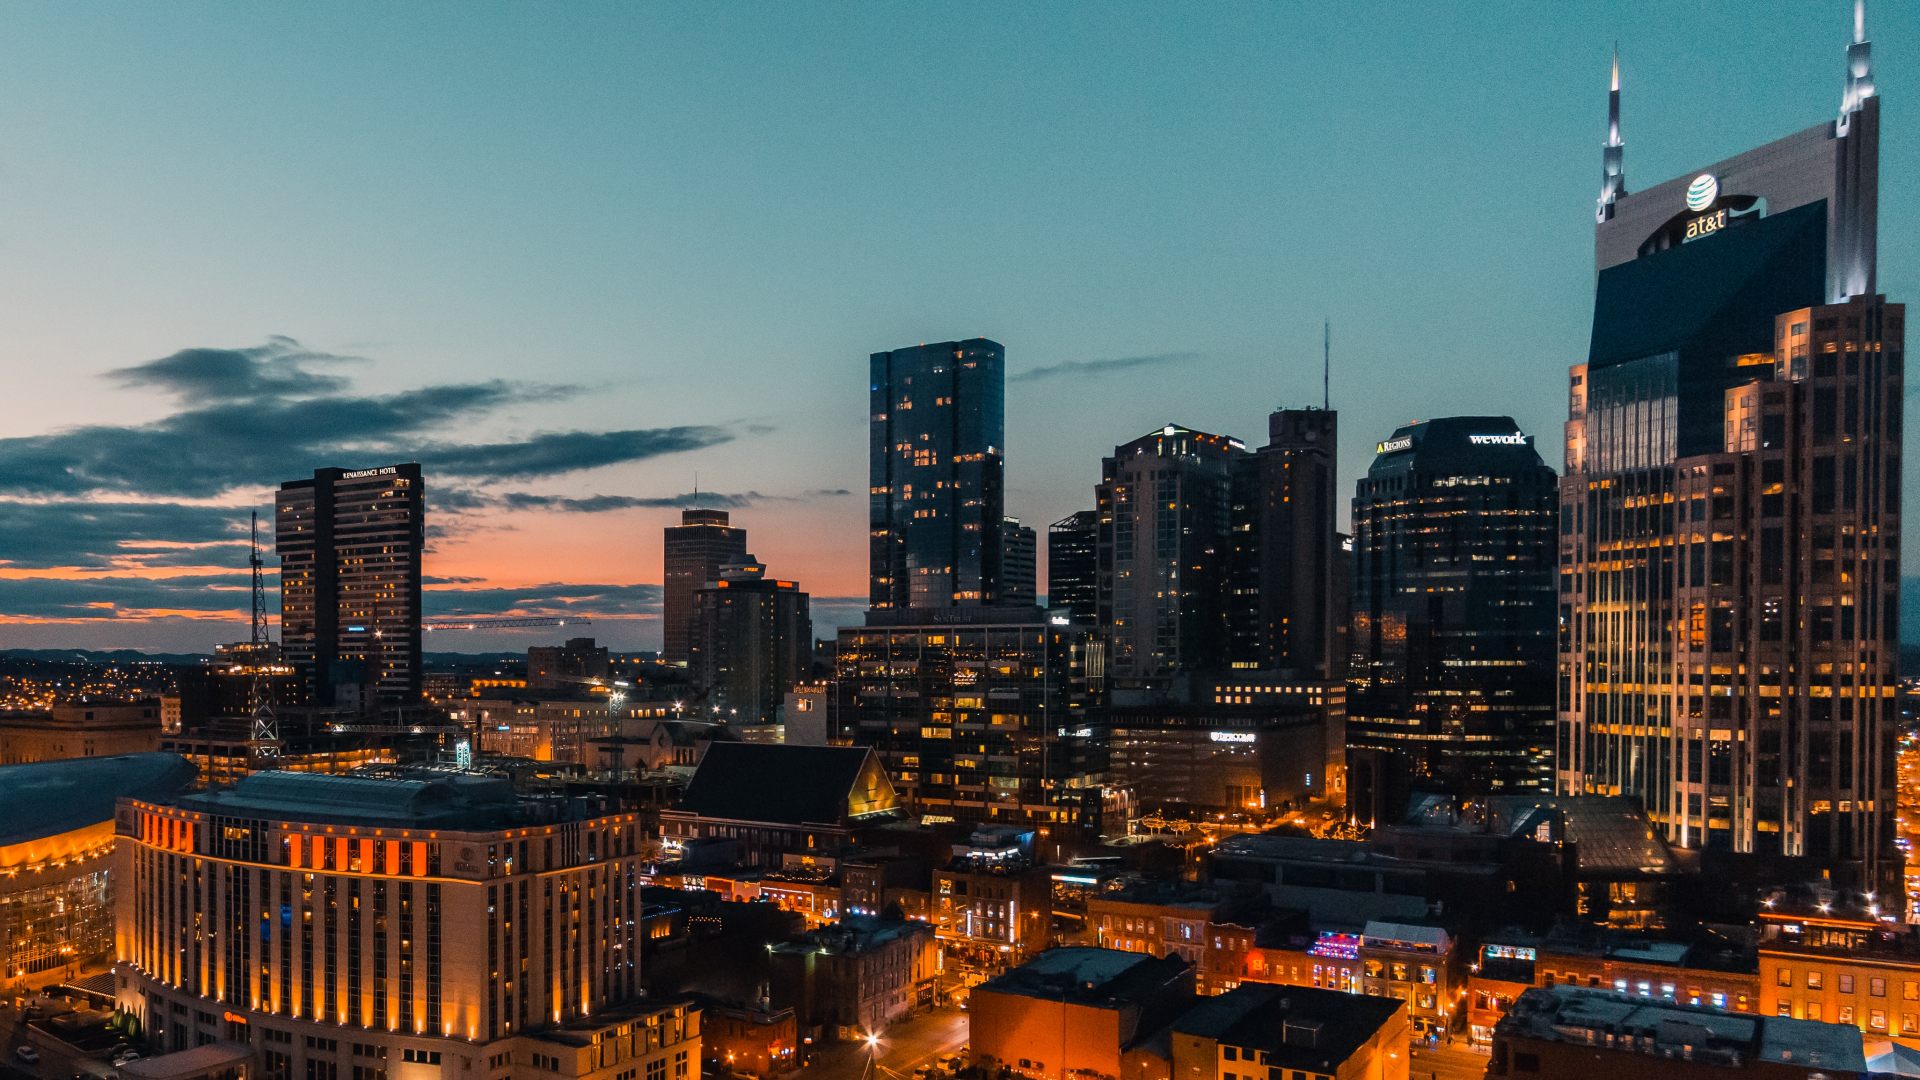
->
868, 339, 1008, 615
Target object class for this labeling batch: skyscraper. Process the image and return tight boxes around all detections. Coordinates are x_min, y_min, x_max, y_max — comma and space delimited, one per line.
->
662, 507, 748, 664
1232, 408, 1341, 678
999, 517, 1039, 608
1348, 418, 1559, 797
833, 618, 1104, 829
691, 560, 812, 725
1096, 424, 1246, 684
275, 464, 424, 707
1047, 511, 1099, 624
868, 339, 1007, 615
1561, 18, 1898, 888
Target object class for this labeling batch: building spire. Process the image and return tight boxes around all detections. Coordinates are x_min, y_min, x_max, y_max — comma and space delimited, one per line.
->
1597, 44, 1625, 223
1839, 0, 1876, 133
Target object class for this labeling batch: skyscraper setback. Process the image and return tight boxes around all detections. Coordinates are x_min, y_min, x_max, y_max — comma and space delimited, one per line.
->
275, 464, 424, 707
868, 339, 1008, 614
1232, 408, 1341, 679
1560, 19, 1899, 888
662, 507, 748, 664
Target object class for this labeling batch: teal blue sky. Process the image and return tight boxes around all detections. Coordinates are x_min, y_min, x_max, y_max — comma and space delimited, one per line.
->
0, 2, 1915, 651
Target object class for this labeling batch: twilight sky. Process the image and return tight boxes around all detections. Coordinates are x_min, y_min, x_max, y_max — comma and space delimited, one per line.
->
0, 2, 1915, 654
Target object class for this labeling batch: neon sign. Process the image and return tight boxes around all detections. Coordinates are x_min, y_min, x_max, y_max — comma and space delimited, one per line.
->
1467, 433, 1527, 446
1209, 731, 1256, 744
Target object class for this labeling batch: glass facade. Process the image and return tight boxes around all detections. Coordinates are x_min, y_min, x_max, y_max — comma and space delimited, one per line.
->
868, 340, 1007, 612
1348, 417, 1559, 796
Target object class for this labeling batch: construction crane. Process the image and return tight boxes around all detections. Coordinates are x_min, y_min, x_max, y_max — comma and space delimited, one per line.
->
420, 616, 589, 632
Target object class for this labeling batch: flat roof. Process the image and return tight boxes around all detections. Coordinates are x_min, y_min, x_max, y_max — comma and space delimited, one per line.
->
1174, 984, 1403, 1074
1500, 986, 1864, 1071
0, 753, 196, 848
979, 947, 1186, 1006
171, 768, 540, 828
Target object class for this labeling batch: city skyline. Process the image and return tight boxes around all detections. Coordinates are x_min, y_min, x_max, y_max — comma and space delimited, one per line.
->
2, 4, 1917, 653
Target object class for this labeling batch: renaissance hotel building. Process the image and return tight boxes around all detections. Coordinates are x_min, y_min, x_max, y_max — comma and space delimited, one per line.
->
114, 770, 699, 1080
1559, 10, 1902, 890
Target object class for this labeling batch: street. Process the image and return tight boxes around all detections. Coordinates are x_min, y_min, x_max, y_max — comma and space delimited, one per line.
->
1406, 1044, 1488, 1080
804, 1008, 969, 1080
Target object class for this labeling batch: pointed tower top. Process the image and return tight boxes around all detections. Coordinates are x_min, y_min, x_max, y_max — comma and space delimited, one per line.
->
1597, 47, 1626, 223
1840, 0, 1876, 132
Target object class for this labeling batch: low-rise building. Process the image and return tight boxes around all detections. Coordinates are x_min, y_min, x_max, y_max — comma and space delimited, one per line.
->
662, 744, 904, 869
1164, 982, 1408, 1080
1489, 985, 1866, 1080
700, 1000, 796, 1079
931, 851, 1054, 990
969, 948, 1195, 1080
1246, 929, 1365, 997
1758, 895, 1920, 1042
0, 701, 164, 763
1084, 883, 1269, 995
769, 916, 937, 1040
1358, 921, 1461, 1036
515, 998, 702, 1080
1466, 932, 1760, 1047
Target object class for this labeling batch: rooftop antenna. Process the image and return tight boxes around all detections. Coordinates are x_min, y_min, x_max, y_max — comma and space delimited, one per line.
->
1322, 320, 1330, 411
248, 510, 279, 752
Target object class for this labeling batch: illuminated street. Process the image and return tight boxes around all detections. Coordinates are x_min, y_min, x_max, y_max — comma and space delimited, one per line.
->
803, 1009, 970, 1080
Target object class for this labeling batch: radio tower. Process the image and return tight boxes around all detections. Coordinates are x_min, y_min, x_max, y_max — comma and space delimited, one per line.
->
248, 511, 280, 751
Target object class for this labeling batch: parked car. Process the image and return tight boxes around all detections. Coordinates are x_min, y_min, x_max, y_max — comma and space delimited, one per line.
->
112, 1051, 141, 1067
16, 1046, 40, 1064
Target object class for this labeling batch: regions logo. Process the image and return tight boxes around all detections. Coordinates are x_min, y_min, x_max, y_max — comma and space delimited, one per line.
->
1685, 173, 1719, 212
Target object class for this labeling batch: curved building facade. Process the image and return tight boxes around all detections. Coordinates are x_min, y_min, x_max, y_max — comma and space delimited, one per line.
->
1348, 418, 1558, 802
0, 752, 194, 987
115, 769, 661, 1079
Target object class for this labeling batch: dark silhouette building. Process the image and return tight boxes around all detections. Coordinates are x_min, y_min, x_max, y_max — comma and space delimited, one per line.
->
1046, 511, 1099, 624
1348, 417, 1559, 799
868, 338, 1008, 614
1096, 425, 1245, 684
1560, 22, 1899, 890
275, 463, 424, 707
1231, 408, 1341, 679
1000, 517, 1038, 608
527, 636, 611, 692
662, 507, 748, 665
690, 561, 812, 725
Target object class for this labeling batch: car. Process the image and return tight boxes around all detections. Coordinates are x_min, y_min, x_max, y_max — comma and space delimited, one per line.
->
15, 1046, 39, 1064
938, 1055, 964, 1070
112, 1052, 141, 1067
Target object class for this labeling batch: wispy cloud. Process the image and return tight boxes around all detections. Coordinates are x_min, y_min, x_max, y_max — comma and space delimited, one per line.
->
1008, 351, 1200, 384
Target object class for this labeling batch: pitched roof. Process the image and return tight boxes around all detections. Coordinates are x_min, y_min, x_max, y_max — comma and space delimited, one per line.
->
675, 743, 897, 826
